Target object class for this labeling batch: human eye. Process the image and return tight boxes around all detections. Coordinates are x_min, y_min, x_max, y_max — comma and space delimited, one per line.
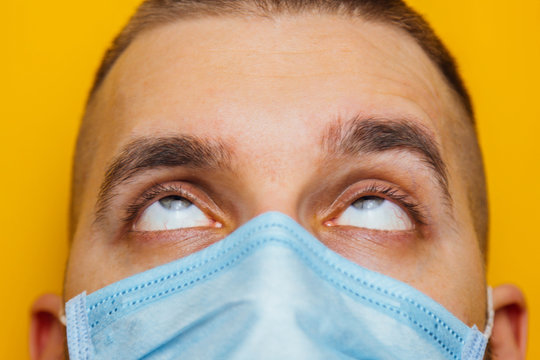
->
335, 195, 412, 230
128, 184, 222, 232
328, 184, 424, 231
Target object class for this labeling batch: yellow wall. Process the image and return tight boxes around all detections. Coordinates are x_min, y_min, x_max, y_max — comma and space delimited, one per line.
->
2, 1, 538, 358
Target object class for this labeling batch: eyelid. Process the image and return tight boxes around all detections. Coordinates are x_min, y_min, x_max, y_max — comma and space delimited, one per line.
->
321, 181, 427, 228
123, 182, 226, 230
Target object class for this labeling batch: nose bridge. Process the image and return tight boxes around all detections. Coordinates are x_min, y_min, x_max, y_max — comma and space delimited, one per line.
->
234, 128, 319, 224
239, 161, 312, 224
250, 185, 301, 222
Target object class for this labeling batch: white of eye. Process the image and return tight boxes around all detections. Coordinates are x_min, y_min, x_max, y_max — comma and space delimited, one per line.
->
134, 196, 217, 231
334, 196, 413, 230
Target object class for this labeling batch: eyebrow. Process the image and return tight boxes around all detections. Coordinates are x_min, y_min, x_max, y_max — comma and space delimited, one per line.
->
95, 136, 232, 222
95, 118, 449, 223
322, 117, 450, 200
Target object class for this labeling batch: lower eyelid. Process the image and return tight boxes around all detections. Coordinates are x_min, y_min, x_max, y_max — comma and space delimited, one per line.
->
318, 225, 420, 258
123, 227, 228, 261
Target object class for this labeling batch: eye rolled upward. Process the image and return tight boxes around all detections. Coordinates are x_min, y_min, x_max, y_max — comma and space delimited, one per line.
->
334, 196, 413, 231
134, 195, 216, 231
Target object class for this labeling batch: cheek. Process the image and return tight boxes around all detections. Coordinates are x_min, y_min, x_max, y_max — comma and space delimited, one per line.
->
317, 225, 486, 327
64, 242, 102, 300
65, 227, 229, 299
422, 233, 486, 327
64, 235, 130, 299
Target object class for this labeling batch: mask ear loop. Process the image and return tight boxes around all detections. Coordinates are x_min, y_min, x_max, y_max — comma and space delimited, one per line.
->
59, 307, 67, 327
483, 286, 495, 339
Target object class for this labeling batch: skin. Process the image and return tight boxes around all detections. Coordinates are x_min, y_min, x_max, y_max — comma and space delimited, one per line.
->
29, 15, 528, 359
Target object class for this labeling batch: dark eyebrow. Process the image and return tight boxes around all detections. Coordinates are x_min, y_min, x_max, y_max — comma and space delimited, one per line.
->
322, 117, 450, 200
95, 135, 232, 222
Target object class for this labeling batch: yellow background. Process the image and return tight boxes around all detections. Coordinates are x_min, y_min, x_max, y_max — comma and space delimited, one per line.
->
2, 0, 539, 358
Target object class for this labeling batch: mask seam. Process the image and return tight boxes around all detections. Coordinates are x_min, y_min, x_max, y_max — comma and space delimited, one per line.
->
89, 233, 269, 331
87, 223, 266, 312
272, 224, 464, 348
87, 222, 466, 358
461, 331, 487, 359
269, 236, 462, 360
67, 293, 93, 360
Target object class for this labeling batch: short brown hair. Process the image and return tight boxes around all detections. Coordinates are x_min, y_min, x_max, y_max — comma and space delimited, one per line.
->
73, 0, 488, 253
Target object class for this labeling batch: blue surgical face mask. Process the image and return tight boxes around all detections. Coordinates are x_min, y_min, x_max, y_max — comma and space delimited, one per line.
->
66, 212, 493, 360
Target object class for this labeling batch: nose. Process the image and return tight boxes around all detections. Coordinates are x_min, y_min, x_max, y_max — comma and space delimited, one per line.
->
233, 158, 312, 227
242, 183, 304, 225
228, 117, 321, 228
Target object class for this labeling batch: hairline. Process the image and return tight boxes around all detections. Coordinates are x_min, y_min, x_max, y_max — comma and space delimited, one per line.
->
84, 3, 474, 119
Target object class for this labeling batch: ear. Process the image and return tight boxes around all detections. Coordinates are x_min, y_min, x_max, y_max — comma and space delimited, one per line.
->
490, 284, 528, 360
29, 294, 66, 360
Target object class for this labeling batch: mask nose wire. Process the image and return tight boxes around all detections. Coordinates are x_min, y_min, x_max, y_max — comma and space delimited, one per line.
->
483, 286, 495, 339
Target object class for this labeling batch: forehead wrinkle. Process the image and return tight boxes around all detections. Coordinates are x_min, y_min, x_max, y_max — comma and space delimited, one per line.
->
103, 16, 452, 132
114, 17, 423, 85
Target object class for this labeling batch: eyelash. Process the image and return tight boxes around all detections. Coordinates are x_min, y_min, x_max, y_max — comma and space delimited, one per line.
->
123, 183, 190, 225
355, 183, 427, 226
122, 182, 427, 228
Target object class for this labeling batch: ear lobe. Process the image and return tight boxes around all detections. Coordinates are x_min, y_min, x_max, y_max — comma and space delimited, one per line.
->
490, 284, 528, 360
29, 294, 66, 360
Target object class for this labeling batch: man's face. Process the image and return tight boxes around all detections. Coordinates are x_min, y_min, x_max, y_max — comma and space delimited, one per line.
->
65, 15, 487, 328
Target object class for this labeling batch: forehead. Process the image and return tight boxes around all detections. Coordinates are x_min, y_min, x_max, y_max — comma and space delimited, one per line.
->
93, 15, 459, 151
